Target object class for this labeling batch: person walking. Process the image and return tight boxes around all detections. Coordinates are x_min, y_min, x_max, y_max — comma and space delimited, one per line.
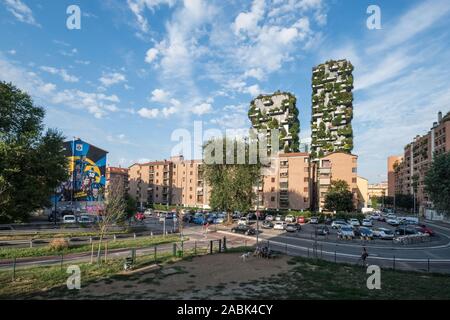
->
361, 247, 369, 267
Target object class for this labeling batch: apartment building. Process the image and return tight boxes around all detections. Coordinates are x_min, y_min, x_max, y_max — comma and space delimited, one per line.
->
387, 156, 402, 197
105, 167, 129, 197
128, 156, 209, 209
260, 153, 310, 211
311, 59, 354, 160
356, 176, 369, 209
315, 152, 359, 212
390, 111, 450, 213
248, 91, 300, 153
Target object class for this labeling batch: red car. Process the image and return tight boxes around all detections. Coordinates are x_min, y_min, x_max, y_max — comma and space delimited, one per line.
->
297, 216, 306, 224
416, 224, 435, 236
135, 212, 145, 221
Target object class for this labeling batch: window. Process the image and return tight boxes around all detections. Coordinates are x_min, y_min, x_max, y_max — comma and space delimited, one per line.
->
156, 179, 159, 183
189, 195, 192, 199
271, 177, 275, 183
352, 167, 357, 173
271, 187, 275, 192
304, 158, 309, 163
352, 178, 357, 183
304, 187, 308, 192
304, 177, 309, 182
189, 187, 192, 191
190, 171, 193, 175
271, 196, 275, 202
304, 167, 309, 172
304, 198, 308, 202
156, 172, 159, 176
173, 164, 176, 168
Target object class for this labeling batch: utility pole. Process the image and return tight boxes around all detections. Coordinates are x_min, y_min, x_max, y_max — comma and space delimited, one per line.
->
256, 178, 260, 245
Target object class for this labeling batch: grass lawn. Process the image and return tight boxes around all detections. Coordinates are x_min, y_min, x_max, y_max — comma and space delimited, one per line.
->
1, 249, 449, 300
0, 235, 182, 259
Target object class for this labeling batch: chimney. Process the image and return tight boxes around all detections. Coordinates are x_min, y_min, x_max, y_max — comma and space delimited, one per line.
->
438, 111, 443, 123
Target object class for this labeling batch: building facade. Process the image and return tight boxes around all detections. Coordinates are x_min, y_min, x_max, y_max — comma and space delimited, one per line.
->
390, 111, 450, 213
248, 91, 300, 153
105, 167, 129, 197
387, 156, 402, 197
259, 153, 310, 211
315, 152, 359, 212
310, 59, 354, 160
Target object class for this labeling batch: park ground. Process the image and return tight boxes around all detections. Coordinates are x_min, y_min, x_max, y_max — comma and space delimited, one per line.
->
1, 249, 450, 300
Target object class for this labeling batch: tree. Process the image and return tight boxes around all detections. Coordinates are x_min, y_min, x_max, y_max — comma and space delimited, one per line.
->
425, 152, 450, 216
324, 180, 354, 212
203, 137, 262, 223
0, 82, 67, 223
96, 176, 128, 263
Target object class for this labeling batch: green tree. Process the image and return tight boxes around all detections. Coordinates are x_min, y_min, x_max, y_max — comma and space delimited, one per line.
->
0, 82, 67, 223
424, 152, 450, 216
324, 180, 354, 212
202, 138, 262, 223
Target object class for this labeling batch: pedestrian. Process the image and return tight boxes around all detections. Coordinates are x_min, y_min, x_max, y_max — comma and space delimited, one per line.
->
361, 247, 369, 267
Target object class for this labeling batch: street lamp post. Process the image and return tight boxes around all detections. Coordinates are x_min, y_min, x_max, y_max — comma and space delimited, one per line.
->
256, 178, 260, 245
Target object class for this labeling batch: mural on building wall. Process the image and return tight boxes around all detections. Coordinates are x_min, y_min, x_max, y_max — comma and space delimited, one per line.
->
56, 139, 108, 203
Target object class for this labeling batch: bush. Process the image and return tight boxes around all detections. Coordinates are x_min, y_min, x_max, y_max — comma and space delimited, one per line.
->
48, 238, 69, 251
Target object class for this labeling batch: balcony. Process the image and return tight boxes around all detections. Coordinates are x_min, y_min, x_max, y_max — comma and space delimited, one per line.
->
319, 167, 331, 174
319, 178, 331, 185
263, 99, 273, 106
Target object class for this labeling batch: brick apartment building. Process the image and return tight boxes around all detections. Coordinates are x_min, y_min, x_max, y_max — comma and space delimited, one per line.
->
388, 111, 450, 214
105, 166, 129, 197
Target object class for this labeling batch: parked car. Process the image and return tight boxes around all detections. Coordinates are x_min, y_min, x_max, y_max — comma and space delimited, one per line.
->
348, 218, 360, 227
193, 214, 206, 225
63, 215, 76, 224
395, 227, 418, 236
370, 213, 381, 220
354, 227, 373, 239
362, 219, 373, 227
387, 218, 400, 226
315, 225, 330, 236
285, 223, 300, 232
213, 216, 225, 224
416, 224, 435, 236
324, 217, 333, 225
232, 212, 242, 219
77, 215, 94, 224
399, 217, 419, 225
135, 212, 145, 221
238, 217, 249, 225
337, 226, 355, 239
144, 209, 154, 217
309, 216, 319, 224
373, 227, 394, 240
183, 214, 193, 223
285, 215, 295, 223
262, 221, 274, 229
265, 215, 274, 222
48, 210, 61, 222
273, 221, 285, 230
246, 213, 257, 220
275, 215, 283, 221
297, 216, 306, 224
331, 220, 348, 229
231, 224, 256, 235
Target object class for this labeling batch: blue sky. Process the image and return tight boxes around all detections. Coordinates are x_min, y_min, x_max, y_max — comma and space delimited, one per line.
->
1, 0, 450, 183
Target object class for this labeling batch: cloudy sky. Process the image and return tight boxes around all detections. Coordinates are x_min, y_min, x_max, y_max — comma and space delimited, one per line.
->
1, 0, 450, 183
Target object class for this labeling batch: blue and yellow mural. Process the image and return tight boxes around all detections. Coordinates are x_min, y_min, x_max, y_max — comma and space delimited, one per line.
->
56, 139, 108, 202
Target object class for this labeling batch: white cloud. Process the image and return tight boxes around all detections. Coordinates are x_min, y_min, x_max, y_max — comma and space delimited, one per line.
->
3, 0, 40, 27
138, 105, 177, 119
99, 72, 127, 87
7, 49, 16, 55
245, 84, 261, 97
145, 48, 159, 63
75, 60, 91, 65
127, 0, 176, 33
191, 103, 212, 115
150, 88, 170, 102
233, 0, 265, 36
40, 66, 79, 83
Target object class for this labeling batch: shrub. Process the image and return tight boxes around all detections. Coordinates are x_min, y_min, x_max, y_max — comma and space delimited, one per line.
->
49, 238, 69, 251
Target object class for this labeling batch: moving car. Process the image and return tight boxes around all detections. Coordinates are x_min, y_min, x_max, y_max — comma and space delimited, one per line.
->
309, 216, 319, 224
262, 221, 274, 229
63, 215, 76, 224
416, 224, 435, 236
231, 225, 256, 235
362, 219, 373, 227
373, 227, 394, 240
394, 227, 418, 236
285, 215, 295, 223
285, 223, 300, 232
348, 218, 360, 227
315, 225, 330, 236
337, 226, 355, 239
331, 220, 348, 229
273, 221, 285, 230
354, 227, 374, 239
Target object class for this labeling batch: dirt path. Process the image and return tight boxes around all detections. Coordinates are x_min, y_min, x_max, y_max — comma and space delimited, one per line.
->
53, 252, 292, 299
